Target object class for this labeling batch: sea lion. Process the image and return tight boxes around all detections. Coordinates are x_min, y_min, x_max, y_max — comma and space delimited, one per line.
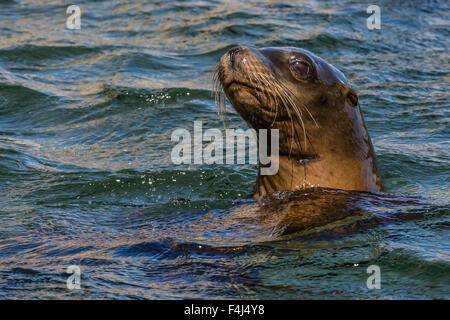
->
215, 46, 384, 199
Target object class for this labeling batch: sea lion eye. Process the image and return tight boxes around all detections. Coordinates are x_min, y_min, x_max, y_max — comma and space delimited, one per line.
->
289, 59, 310, 78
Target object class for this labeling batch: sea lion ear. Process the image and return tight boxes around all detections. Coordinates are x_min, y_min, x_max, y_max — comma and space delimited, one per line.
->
338, 83, 359, 107
346, 88, 359, 107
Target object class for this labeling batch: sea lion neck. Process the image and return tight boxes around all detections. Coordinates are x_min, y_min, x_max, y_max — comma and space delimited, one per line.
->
254, 140, 383, 199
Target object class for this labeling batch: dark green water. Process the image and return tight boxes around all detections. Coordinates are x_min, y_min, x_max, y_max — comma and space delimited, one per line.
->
0, 0, 448, 299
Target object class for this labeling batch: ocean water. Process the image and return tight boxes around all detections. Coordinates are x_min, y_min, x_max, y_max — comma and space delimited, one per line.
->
0, 0, 448, 299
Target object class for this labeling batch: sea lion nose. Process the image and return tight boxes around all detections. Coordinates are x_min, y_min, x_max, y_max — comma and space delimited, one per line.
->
229, 46, 243, 67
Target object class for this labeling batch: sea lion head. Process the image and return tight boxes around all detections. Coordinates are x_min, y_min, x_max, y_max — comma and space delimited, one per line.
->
215, 46, 384, 198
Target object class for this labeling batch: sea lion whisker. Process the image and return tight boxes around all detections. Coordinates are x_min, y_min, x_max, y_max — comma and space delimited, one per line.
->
213, 65, 228, 126
281, 84, 319, 128
286, 91, 307, 151
275, 81, 309, 151
256, 72, 280, 125
274, 86, 296, 158
270, 80, 305, 153
301, 101, 319, 128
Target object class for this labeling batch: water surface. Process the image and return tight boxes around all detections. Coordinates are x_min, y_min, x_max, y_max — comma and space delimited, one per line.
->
0, 0, 449, 299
